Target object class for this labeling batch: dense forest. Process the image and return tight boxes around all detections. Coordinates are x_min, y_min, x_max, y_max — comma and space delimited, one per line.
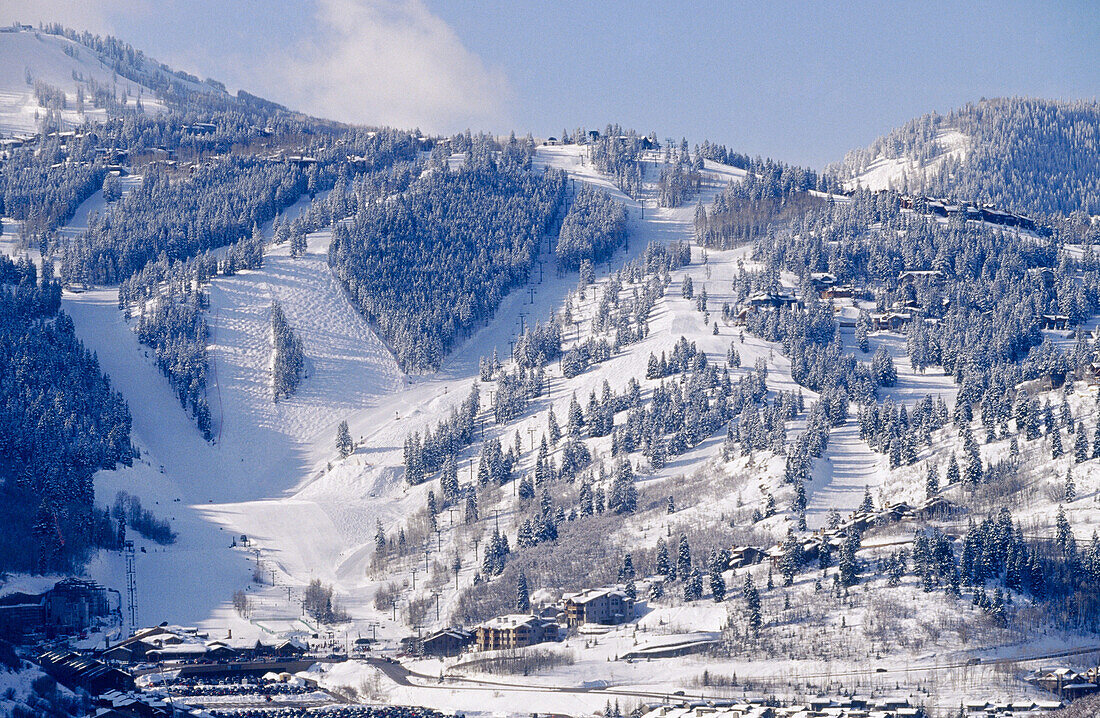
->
330, 136, 566, 370
0, 256, 133, 573
555, 185, 628, 271
59, 124, 420, 285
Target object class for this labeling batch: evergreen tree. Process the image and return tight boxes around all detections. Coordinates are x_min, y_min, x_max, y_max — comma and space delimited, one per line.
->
859, 486, 874, 513
780, 529, 802, 586
945, 456, 960, 485
681, 275, 694, 299
963, 439, 982, 486
336, 420, 353, 458
676, 534, 692, 579
1074, 422, 1089, 463
440, 454, 459, 504
1065, 470, 1077, 502
426, 490, 438, 532
683, 567, 703, 602
742, 574, 762, 637
516, 571, 530, 612
618, 553, 636, 582
1056, 506, 1077, 563
710, 560, 726, 602
608, 459, 638, 514
548, 406, 561, 444
925, 462, 940, 499
374, 520, 386, 554
270, 300, 305, 401
656, 539, 675, 581
838, 529, 861, 587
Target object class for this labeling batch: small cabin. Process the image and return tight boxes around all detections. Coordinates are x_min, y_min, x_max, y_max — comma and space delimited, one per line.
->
1041, 314, 1069, 331
870, 312, 911, 332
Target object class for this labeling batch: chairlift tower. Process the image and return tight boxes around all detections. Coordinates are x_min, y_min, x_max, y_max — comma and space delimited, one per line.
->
123, 540, 137, 627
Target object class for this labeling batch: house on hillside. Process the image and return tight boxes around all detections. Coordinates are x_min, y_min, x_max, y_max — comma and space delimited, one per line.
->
822, 286, 854, 300
809, 272, 837, 290
561, 587, 634, 626
1041, 314, 1069, 330
898, 270, 946, 285
728, 546, 766, 568
870, 311, 912, 332
747, 292, 801, 310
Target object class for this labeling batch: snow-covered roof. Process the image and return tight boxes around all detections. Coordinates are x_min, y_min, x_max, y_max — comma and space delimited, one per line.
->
563, 586, 629, 605
475, 614, 543, 630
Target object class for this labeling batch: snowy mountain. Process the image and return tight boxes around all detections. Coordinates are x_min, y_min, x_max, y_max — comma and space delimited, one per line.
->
2, 27, 1100, 718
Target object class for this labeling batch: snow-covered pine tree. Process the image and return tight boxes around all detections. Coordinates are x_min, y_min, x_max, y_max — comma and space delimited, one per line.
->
336, 420, 353, 458
271, 301, 305, 402
516, 571, 530, 612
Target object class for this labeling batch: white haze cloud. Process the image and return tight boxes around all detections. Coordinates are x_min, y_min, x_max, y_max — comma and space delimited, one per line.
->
277, 0, 510, 132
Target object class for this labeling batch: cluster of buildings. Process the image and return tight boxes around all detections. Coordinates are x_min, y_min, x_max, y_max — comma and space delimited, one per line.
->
741, 497, 956, 570
38, 649, 135, 695
641, 694, 1068, 718
411, 585, 637, 657
0, 578, 117, 643
731, 269, 954, 334
90, 689, 210, 718
897, 194, 1041, 234
1026, 666, 1100, 700
101, 625, 307, 664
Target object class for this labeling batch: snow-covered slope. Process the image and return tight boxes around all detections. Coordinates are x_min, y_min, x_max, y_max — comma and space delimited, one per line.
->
0, 28, 214, 135
842, 128, 969, 193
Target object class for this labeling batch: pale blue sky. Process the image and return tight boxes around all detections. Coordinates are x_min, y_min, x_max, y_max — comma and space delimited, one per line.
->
4, 1, 1098, 167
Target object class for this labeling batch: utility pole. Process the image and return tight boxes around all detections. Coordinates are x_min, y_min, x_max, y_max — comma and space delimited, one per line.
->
528, 427, 536, 451
528, 287, 536, 305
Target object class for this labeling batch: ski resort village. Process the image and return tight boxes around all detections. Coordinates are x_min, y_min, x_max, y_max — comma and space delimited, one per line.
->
1, 13, 1100, 718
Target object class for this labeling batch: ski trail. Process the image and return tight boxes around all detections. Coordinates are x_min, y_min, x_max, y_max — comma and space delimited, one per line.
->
805, 418, 883, 528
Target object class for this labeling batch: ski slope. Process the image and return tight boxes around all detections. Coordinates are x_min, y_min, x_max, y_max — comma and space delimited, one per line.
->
843, 129, 970, 193
61, 193, 404, 633
0, 28, 211, 136
53, 142, 951, 640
